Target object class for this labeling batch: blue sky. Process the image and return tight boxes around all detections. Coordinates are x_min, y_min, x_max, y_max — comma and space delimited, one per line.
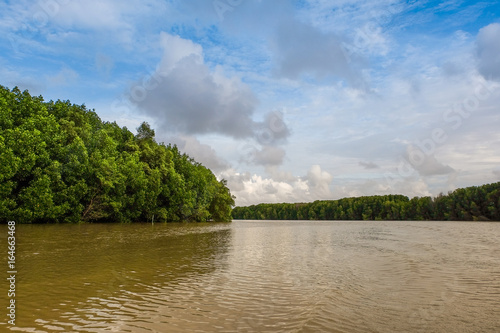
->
1, 0, 500, 206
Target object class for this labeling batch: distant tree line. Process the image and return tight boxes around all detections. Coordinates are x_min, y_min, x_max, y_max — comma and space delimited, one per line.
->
232, 183, 500, 221
0, 86, 234, 223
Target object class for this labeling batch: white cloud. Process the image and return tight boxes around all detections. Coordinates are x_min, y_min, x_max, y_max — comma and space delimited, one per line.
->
133, 32, 258, 138
271, 18, 366, 87
305, 165, 334, 198
246, 146, 286, 167
224, 165, 333, 206
166, 135, 230, 173
132, 32, 291, 143
476, 23, 500, 81
53, 1, 133, 30
404, 145, 455, 177
158, 33, 204, 74
2, 0, 500, 210
37, 0, 167, 33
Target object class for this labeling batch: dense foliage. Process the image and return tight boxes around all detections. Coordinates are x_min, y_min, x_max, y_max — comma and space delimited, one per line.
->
232, 183, 500, 221
0, 86, 234, 223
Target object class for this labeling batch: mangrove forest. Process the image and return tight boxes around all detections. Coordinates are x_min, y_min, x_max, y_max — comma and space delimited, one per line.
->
0, 86, 234, 223
232, 182, 500, 221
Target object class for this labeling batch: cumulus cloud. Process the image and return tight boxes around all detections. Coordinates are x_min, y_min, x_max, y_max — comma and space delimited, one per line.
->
167, 135, 229, 173
442, 61, 464, 77
271, 19, 365, 86
156, 33, 203, 73
134, 32, 256, 138
264, 183, 279, 195
476, 23, 500, 81
305, 165, 334, 198
265, 166, 297, 184
254, 146, 286, 166
133, 32, 290, 143
256, 111, 290, 144
241, 146, 286, 167
225, 165, 333, 206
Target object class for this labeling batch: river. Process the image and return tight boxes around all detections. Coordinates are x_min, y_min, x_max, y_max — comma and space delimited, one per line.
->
1, 220, 499, 332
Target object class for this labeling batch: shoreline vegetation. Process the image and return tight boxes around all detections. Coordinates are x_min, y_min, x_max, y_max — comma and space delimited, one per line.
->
232, 182, 500, 221
0, 86, 234, 224
2, 85, 499, 224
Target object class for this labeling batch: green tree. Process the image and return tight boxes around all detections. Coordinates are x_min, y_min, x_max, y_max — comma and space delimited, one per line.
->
0, 86, 235, 223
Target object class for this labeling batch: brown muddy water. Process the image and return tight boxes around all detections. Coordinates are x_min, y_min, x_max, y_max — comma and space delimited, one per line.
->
1, 220, 499, 332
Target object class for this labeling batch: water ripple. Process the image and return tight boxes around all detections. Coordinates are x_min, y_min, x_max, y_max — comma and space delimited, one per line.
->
4, 221, 500, 332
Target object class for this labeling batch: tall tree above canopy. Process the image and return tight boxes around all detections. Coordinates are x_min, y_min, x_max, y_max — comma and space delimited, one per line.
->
136, 121, 155, 142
